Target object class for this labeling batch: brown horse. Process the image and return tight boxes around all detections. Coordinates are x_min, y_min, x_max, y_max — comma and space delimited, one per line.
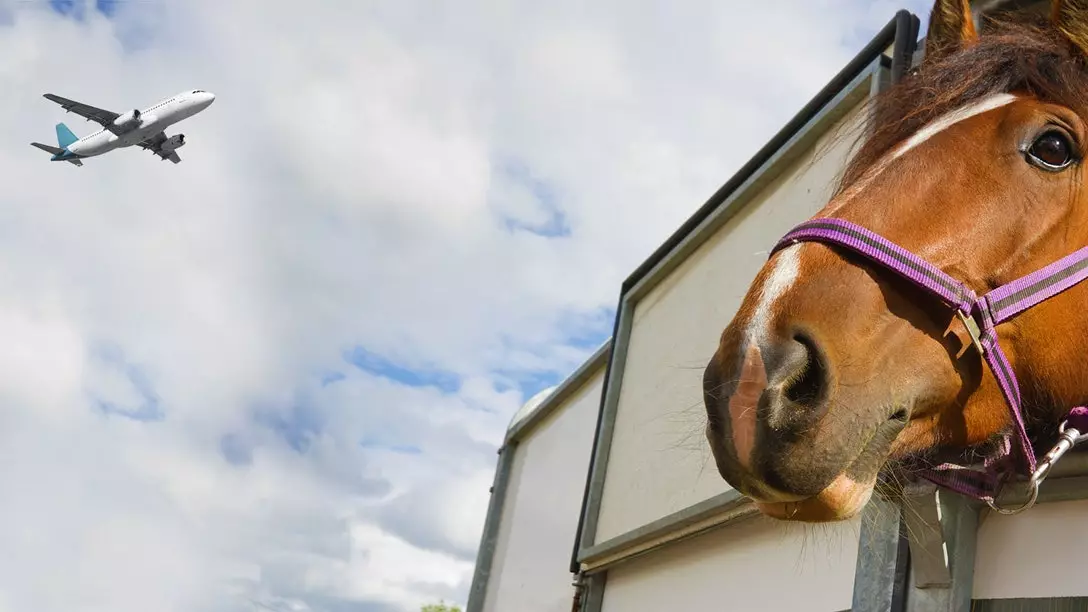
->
702, 0, 1088, 522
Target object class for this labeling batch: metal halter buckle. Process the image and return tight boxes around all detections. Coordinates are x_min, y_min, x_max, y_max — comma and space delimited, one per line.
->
955, 309, 985, 357
985, 421, 1088, 515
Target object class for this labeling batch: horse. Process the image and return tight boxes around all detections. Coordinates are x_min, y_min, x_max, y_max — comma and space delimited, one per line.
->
702, 0, 1088, 523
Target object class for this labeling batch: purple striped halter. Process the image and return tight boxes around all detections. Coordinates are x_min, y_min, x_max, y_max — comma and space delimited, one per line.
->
771, 217, 1088, 514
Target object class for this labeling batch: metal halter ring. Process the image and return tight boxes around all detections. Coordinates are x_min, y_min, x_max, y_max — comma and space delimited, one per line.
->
985, 423, 1087, 515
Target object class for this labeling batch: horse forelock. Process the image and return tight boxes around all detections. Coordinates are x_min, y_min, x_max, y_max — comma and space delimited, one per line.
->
838, 13, 1088, 197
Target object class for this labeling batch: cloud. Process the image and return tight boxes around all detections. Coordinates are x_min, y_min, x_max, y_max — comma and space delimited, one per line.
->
0, 0, 932, 610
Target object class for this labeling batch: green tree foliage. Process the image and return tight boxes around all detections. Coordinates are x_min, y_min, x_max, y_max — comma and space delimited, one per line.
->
420, 602, 462, 612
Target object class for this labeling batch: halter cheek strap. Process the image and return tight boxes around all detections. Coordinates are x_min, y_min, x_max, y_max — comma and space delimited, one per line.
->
771, 217, 1088, 513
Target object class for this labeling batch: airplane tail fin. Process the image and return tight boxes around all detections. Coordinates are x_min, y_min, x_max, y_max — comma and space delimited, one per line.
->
55, 122, 78, 149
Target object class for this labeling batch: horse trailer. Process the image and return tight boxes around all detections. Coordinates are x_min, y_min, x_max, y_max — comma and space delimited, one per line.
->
467, 1, 1088, 611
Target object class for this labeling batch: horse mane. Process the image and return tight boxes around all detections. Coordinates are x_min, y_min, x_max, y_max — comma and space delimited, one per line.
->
838, 12, 1088, 195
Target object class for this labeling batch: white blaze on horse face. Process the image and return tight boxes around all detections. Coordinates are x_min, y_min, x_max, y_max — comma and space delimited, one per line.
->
728, 343, 766, 471
830, 92, 1019, 210
891, 92, 1018, 159
745, 242, 801, 349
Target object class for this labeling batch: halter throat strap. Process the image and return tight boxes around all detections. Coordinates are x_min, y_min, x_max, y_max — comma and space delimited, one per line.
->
771, 217, 1088, 507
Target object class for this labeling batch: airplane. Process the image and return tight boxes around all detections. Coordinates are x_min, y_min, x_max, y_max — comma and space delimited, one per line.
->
30, 89, 216, 166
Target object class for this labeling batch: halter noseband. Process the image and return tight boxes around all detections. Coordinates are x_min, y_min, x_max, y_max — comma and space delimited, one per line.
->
770, 217, 1088, 514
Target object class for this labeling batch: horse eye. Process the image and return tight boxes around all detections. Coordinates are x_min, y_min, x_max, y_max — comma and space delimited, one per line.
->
1027, 130, 1076, 170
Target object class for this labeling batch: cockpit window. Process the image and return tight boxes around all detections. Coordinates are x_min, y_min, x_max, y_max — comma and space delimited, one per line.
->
192, 90, 205, 93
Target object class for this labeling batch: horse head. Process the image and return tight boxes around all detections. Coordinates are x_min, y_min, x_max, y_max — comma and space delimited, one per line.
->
702, 0, 1088, 522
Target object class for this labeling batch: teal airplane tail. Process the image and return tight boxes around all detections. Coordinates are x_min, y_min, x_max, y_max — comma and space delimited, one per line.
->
30, 122, 83, 166
55, 122, 78, 149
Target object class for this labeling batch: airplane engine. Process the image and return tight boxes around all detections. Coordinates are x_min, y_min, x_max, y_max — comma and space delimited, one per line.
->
160, 134, 185, 152
113, 108, 141, 128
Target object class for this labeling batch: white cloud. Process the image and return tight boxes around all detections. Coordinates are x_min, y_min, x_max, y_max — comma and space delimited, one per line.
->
0, 0, 931, 610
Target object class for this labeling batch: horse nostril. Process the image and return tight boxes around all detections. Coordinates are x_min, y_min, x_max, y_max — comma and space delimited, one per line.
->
782, 333, 827, 410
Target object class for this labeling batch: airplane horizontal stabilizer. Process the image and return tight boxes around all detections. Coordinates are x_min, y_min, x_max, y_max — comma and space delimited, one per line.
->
30, 142, 64, 155
31, 142, 82, 167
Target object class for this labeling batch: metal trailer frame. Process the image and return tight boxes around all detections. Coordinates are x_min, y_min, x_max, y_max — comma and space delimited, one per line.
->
465, 341, 612, 612
566, 3, 1088, 611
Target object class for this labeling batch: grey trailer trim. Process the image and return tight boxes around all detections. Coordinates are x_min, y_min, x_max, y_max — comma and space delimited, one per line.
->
465, 341, 611, 612
577, 490, 752, 573
571, 12, 914, 577
465, 440, 517, 612
972, 599, 1088, 611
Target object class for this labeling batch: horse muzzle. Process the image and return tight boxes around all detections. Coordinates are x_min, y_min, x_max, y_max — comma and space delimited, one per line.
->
704, 333, 908, 521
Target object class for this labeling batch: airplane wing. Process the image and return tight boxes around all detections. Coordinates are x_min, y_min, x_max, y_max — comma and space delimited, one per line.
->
42, 93, 120, 127
137, 131, 182, 164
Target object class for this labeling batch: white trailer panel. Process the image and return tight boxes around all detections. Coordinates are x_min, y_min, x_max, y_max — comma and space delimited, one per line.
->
600, 516, 861, 612
592, 71, 871, 544
973, 499, 1088, 600
468, 345, 608, 612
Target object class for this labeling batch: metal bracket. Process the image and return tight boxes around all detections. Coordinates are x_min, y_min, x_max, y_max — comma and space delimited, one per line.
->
902, 482, 951, 589
900, 484, 982, 612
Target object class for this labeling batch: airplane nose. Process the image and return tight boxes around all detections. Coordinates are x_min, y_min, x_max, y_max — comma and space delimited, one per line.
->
201, 92, 215, 106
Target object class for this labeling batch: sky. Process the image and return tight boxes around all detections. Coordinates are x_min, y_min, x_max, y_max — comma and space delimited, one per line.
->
0, 0, 930, 610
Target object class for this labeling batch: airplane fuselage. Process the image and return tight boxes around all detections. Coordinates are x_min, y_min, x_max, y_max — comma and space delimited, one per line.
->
67, 90, 215, 158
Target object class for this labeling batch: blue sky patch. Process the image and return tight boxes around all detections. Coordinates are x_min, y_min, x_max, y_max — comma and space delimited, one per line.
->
255, 403, 324, 454
93, 395, 162, 421
501, 211, 569, 238
360, 437, 422, 455
493, 158, 571, 238
46, 0, 162, 53
389, 444, 422, 454
48, 0, 79, 17
503, 369, 562, 402
320, 371, 346, 386
489, 304, 612, 399
557, 306, 614, 350
88, 343, 164, 422
345, 346, 460, 393
95, 0, 120, 18
47, 0, 120, 19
